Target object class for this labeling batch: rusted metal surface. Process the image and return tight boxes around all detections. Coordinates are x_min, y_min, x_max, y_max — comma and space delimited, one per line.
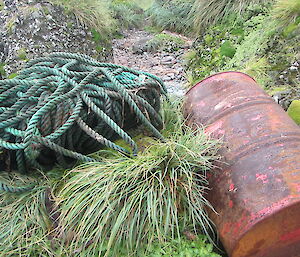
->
183, 72, 300, 257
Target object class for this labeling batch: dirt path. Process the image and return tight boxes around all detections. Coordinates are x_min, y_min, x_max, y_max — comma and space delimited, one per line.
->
112, 29, 192, 98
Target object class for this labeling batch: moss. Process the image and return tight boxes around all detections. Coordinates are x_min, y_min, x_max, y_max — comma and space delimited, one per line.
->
143, 235, 221, 257
287, 100, 300, 125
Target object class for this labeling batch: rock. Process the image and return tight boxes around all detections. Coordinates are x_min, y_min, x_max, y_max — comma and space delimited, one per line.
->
162, 75, 172, 81
289, 66, 298, 72
131, 36, 152, 54
112, 29, 190, 98
0, 0, 112, 76
166, 72, 175, 79
161, 56, 175, 65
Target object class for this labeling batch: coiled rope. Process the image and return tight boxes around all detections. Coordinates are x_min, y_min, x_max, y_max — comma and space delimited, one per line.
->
0, 52, 166, 192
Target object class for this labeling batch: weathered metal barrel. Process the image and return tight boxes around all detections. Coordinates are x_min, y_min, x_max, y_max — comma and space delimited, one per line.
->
183, 72, 300, 257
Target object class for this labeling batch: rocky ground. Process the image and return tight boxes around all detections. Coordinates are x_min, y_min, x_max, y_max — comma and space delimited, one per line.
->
0, 0, 111, 76
112, 29, 192, 98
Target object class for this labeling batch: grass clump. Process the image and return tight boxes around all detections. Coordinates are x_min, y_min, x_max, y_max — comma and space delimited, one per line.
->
145, 33, 185, 52
241, 57, 272, 86
111, 0, 144, 29
273, 0, 300, 26
0, 102, 220, 256
49, 0, 116, 36
0, 172, 65, 256
192, 0, 265, 30
147, 0, 195, 35
57, 102, 220, 256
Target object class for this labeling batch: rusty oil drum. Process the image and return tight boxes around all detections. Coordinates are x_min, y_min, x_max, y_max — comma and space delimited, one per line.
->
183, 72, 300, 257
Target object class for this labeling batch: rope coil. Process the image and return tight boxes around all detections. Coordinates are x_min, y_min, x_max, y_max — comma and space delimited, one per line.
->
0, 52, 166, 191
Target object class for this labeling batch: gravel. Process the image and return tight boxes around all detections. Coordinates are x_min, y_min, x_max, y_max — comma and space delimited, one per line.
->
112, 29, 191, 98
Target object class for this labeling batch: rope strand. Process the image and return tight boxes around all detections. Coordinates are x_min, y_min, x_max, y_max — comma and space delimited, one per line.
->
0, 52, 166, 192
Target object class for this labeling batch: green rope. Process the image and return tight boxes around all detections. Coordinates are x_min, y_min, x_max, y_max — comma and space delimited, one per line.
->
0, 52, 166, 192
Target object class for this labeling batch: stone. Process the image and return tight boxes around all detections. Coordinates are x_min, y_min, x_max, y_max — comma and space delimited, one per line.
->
131, 36, 152, 54
112, 29, 189, 99
289, 66, 298, 72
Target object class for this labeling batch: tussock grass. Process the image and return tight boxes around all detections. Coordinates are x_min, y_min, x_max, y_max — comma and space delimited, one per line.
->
0, 102, 220, 256
0, 172, 64, 256
49, 0, 116, 35
192, 0, 264, 30
57, 101, 220, 256
147, 0, 194, 34
111, 0, 144, 29
273, 0, 300, 26
241, 57, 271, 86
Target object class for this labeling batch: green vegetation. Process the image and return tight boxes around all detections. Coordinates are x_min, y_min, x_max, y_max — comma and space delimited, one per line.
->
146, 0, 195, 34
111, 0, 144, 29
288, 100, 300, 124
0, 0, 4, 11
3, 0, 300, 255
49, 0, 116, 36
273, 0, 300, 26
145, 33, 185, 52
8, 73, 18, 79
57, 101, 219, 256
0, 63, 6, 77
185, 1, 300, 93
192, 0, 265, 30
0, 172, 65, 256
17, 48, 27, 60
0, 102, 220, 256
145, 235, 221, 257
